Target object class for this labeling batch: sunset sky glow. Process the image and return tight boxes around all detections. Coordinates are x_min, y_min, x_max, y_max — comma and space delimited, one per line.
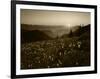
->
21, 9, 90, 27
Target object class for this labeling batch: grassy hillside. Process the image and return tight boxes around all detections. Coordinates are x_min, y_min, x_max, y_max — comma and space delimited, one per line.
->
21, 24, 90, 69
21, 30, 52, 43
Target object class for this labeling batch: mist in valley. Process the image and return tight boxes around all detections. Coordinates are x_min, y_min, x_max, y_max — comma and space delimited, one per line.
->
21, 9, 91, 69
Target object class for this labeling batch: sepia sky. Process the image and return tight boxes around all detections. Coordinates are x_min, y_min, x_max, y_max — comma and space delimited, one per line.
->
21, 9, 90, 27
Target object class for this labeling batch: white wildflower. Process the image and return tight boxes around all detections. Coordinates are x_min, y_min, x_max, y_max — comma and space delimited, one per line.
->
58, 60, 62, 65
47, 66, 50, 68
57, 63, 59, 67
69, 43, 72, 47
75, 62, 79, 65
77, 41, 82, 48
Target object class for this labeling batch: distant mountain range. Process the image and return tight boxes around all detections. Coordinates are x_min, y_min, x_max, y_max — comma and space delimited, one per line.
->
21, 24, 90, 43
21, 24, 70, 38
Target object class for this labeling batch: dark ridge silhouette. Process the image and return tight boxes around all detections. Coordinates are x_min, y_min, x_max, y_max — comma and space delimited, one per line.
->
21, 29, 52, 43
21, 24, 70, 38
78, 24, 90, 40
61, 24, 90, 39
73, 24, 90, 36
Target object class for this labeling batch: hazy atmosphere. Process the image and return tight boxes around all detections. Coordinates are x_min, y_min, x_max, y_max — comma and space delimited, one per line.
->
21, 9, 90, 26
21, 9, 91, 69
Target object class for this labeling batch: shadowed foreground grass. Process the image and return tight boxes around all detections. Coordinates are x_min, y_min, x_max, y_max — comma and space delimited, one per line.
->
21, 37, 90, 69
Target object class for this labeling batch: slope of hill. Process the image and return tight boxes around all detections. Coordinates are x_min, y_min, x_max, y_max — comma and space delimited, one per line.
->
21, 24, 91, 69
21, 24, 90, 43
61, 24, 90, 39
21, 30, 52, 43
21, 24, 70, 38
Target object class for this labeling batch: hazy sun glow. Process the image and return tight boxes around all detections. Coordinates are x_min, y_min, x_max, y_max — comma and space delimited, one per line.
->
21, 9, 90, 27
